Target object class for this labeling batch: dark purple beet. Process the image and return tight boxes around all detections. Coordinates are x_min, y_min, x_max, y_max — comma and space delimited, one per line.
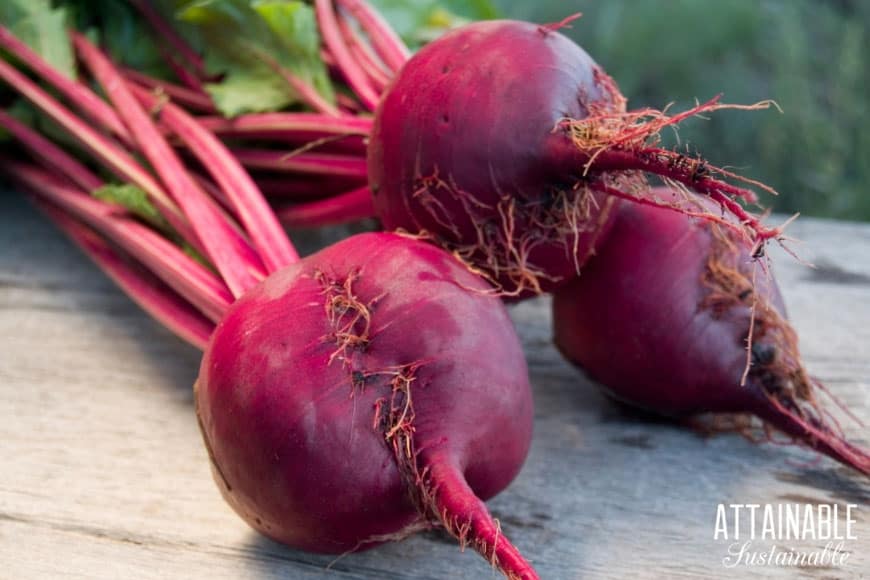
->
369, 20, 622, 298
552, 195, 870, 475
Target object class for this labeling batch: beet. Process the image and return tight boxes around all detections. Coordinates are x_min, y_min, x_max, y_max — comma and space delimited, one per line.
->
197, 232, 538, 575
552, 195, 870, 475
369, 20, 620, 297
369, 20, 778, 298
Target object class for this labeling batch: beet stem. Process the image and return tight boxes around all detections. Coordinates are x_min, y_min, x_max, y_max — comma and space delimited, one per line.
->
255, 176, 367, 200
0, 24, 132, 145
336, 9, 391, 92
130, 84, 299, 273
276, 186, 374, 228
73, 33, 263, 297
2, 160, 232, 321
335, 0, 411, 72
231, 148, 369, 178
0, 56, 198, 246
164, 52, 209, 95
197, 112, 373, 137
250, 48, 342, 117
0, 110, 102, 192
315, 0, 380, 110
122, 68, 217, 114
196, 113, 371, 154
128, 0, 207, 80
35, 199, 214, 349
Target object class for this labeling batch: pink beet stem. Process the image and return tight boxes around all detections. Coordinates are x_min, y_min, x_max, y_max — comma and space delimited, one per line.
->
315, 0, 380, 110
165, 52, 210, 94
232, 148, 368, 178
277, 186, 374, 227
196, 112, 373, 138
0, 110, 103, 192
211, 133, 369, 156
336, 11, 391, 92
0, 56, 198, 246
73, 32, 264, 297
0, 25, 132, 145
427, 460, 539, 580
348, 41, 390, 93
255, 176, 366, 200
336, 92, 364, 114
335, 0, 410, 73
130, 83, 298, 273
3, 160, 232, 322
122, 68, 217, 114
35, 199, 214, 349
184, 174, 258, 255
128, 0, 206, 80
192, 174, 241, 222
195, 113, 370, 156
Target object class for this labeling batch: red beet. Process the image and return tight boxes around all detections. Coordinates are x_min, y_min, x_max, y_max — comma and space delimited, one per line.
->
552, 195, 869, 474
369, 20, 778, 298
197, 232, 537, 574
369, 20, 620, 297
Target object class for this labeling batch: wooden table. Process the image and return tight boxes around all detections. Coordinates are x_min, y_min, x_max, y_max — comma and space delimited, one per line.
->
1, 191, 868, 579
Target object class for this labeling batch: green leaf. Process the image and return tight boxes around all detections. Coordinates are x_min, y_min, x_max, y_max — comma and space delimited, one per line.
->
204, 69, 297, 117
252, 0, 334, 100
368, 0, 498, 48
178, 0, 334, 116
0, 0, 75, 78
92, 183, 171, 232
61, 0, 176, 79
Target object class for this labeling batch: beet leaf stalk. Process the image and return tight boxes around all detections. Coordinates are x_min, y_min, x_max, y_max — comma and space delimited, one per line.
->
0, 24, 540, 579
33, 198, 214, 349
275, 186, 374, 228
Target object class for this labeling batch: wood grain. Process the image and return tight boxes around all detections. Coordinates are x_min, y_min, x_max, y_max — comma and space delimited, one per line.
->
1, 192, 867, 579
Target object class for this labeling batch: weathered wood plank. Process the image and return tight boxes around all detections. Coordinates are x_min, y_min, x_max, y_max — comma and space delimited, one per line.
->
1, 192, 867, 579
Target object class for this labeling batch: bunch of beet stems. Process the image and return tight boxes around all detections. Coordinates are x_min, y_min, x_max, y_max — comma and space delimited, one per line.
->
122, 0, 402, 227
0, 0, 408, 336
0, 28, 541, 579
0, 0, 386, 227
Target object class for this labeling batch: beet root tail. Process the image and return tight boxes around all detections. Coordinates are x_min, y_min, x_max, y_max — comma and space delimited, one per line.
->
754, 395, 870, 477
546, 97, 784, 246
423, 460, 539, 580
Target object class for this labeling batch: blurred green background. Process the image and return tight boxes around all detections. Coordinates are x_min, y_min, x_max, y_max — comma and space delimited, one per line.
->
494, 0, 870, 221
